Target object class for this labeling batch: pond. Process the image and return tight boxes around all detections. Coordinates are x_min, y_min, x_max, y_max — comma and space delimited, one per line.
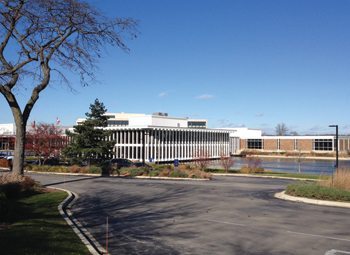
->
210, 157, 350, 175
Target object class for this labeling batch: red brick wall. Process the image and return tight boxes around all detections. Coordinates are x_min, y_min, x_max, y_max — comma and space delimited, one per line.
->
280, 139, 294, 151
263, 139, 277, 150
297, 139, 313, 151
240, 139, 246, 149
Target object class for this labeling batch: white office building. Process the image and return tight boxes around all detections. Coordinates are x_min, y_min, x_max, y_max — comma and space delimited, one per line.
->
78, 112, 230, 163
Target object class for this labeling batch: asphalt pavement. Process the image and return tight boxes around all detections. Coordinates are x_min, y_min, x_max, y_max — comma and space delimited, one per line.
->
31, 173, 350, 255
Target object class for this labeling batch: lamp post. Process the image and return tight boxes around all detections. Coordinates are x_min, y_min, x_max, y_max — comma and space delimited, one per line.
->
329, 125, 339, 169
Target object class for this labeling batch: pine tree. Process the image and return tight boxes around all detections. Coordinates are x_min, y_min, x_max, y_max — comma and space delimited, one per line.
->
64, 99, 114, 164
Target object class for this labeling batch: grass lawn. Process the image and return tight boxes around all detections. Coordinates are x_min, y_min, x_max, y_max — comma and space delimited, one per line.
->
0, 190, 90, 255
286, 182, 350, 202
256, 171, 327, 180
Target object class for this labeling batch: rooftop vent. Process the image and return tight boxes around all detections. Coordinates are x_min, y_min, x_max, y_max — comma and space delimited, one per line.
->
153, 112, 168, 117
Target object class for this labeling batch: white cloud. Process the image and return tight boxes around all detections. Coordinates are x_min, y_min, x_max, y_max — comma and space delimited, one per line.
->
158, 92, 167, 97
196, 94, 214, 100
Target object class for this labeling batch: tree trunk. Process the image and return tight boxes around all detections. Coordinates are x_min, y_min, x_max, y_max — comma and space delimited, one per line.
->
13, 116, 26, 175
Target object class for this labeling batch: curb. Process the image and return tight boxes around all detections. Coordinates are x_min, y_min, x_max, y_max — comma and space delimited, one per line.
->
26, 170, 100, 177
25, 170, 211, 181
51, 187, 107, 255
132, 175, 210, 181
274, 191, 350, 208
212, 173, 317, 181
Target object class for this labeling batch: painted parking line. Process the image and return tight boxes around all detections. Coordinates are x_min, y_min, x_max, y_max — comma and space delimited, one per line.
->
287, 231, 350, 242
206, 219, 246, 226
325, 249, 350, 255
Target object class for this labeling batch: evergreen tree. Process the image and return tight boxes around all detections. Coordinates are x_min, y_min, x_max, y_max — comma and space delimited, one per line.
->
64, 99, 114, 164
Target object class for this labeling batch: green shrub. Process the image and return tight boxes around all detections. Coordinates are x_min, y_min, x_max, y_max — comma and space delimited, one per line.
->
120, 167, 145, 177
240, 166, 264, 174
149, 169, 160, 177
205, 168, 239, 174
152, 164, 173, 171
169, 170, 188, 178
87, 166, 102, 174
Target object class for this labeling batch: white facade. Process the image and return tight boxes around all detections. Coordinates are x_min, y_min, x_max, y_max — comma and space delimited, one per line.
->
105, 126, 230, 163
221, 127, 262, 155
0, 123, 15, 135
226, 127, 262, 139
77, 112, 196, 128
74, 112, 229, 162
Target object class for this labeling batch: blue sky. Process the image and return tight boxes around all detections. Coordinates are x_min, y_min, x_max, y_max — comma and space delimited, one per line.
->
1, 0, 350, 134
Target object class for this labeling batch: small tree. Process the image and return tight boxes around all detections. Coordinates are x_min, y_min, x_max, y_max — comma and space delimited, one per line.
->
26, 122, 65, 165
64, 99, 114, 165
220, 153, 234, 173
0, 0, 137, 174
275, 123, 289, 136
195, 149, 210, 171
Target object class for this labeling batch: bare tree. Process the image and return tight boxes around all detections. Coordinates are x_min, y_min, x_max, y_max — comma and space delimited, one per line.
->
220, 153, 234, 173
195, 149, 210, 171
275, 123, 289, 136
0, 0, 137, 174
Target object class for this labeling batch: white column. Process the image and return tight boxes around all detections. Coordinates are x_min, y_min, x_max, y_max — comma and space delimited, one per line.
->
145, 131, 149, 162
160, 129, 163, 161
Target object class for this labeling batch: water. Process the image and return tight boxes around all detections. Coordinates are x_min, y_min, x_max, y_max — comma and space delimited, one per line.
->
211, 157, 350, 175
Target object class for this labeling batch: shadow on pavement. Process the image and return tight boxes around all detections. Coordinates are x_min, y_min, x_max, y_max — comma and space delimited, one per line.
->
43, 176, 102, 187
72, 184, 201, 254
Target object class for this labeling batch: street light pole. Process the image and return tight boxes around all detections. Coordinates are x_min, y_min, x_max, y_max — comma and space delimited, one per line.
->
329, 125, 339, 169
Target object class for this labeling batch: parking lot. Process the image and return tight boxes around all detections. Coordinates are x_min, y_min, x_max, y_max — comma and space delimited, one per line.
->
32, 174, 350, 255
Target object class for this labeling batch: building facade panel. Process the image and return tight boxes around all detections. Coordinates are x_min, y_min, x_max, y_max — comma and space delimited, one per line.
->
280, 139, 294, 151
263, 139, 277, 150
109, 127, 230, 163
298, 139, 313, 151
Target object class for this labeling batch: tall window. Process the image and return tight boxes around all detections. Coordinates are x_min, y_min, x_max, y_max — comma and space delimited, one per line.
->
313, 139, 333, 151
247, 139, 262, 149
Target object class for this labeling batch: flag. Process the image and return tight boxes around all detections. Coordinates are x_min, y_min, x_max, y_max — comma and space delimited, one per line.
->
56, 117, 61, 126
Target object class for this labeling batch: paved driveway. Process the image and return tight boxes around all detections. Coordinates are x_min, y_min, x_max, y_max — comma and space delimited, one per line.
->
32, 174, 350, 255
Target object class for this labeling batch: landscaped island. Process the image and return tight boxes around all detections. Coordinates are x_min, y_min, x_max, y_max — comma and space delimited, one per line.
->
0, 173, 89, 254
285, 168, 350, 202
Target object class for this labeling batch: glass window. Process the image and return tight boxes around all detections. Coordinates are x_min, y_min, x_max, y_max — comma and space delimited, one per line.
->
314, 139, 333, 151
188, 121, 206, 128
247, 139, 262, 149
107, 120, 129, 126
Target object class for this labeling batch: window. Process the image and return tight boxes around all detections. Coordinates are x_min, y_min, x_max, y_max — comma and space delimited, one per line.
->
313, 139, 333, 151
247, 139, 262, 149
188, 121, 206, 128
107, 120, 129, 126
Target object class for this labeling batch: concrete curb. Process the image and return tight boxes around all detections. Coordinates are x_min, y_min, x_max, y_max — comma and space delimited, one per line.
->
274, 191, 350, 208
51, 187, 107, 255
26, 170, 100, 177
212, 173, 317, 181
132, 175, 210, 181
25, 170, 211, 181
